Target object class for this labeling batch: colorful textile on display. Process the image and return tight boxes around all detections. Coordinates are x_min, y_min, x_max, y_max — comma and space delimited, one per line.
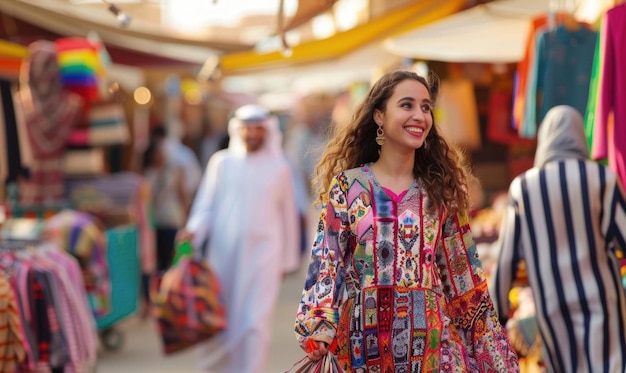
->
0, 272, 26, 372
45, 209, 111, 319
66, 103, 129, 147
16, 40, 82, 207
0, 243, 98, 372
55, 38, 104, 104
521, 24, 597, 138
295, 165, 518, 372
65, 173, 156, 273
512, 13, 569, 132
585, 4, 626, 190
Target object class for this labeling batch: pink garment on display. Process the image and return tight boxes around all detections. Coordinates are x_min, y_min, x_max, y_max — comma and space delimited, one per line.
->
592, 4, 626, 188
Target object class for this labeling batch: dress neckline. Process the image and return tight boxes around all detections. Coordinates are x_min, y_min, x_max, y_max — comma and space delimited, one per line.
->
364, 163, 416, 203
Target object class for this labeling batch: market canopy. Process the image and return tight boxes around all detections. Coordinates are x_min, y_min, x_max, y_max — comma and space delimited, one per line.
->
219, 0, 465, 74
0, 0, 247, 65
221, 41, 402, 97
384, 0, 613, 63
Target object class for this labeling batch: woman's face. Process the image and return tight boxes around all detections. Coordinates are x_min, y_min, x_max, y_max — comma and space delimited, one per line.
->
374, 79, 433, 152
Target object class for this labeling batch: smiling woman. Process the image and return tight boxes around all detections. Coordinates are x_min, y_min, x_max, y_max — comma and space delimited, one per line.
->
294, 69, 520, 372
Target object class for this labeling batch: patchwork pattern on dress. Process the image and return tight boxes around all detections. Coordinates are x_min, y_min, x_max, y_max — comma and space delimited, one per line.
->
296, 168, 519, 373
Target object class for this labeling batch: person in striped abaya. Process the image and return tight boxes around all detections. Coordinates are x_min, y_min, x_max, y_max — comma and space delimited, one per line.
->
491, 105, 626, 373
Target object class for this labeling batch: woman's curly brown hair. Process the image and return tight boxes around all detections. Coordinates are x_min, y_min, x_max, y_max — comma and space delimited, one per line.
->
313, 69, 472, 215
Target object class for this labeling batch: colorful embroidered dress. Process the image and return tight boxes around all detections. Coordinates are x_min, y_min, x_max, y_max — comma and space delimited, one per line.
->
295, 165, 518, 372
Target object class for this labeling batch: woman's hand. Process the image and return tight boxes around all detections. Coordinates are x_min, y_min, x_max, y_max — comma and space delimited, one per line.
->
306, 340, 328, 362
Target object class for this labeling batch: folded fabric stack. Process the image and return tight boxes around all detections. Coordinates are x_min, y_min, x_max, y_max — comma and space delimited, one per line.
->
0, 39, 28, 78
63, 148, 106, 176
55, 37, 103, 105
66, 103, 129, 147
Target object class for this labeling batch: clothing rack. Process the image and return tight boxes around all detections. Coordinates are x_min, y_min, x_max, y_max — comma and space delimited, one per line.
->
0, 238, 99, 372
0, 240, 39, 250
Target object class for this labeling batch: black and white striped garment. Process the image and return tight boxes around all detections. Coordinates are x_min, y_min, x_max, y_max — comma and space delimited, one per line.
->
492, 158, 626, 373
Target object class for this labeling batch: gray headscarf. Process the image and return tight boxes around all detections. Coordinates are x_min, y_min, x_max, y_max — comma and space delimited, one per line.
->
534, 105, 588, 168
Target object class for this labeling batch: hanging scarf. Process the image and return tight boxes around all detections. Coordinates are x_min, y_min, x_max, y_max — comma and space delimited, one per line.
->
16, 40, 83, 206
18, 40, 82, 158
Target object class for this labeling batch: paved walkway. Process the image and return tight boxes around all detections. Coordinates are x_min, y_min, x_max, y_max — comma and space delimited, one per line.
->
97, 264, 309, 373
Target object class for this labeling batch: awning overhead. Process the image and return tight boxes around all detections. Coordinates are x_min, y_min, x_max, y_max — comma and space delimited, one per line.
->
0, 0, 248, 65
384, 0, 613, 63
220, 0, 465, 75
282, 0, 339, 32
222, 41, 402, 95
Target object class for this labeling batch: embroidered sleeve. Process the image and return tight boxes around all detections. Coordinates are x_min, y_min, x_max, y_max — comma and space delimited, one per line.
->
436, 211, 520, 372
295, 174, 351, 348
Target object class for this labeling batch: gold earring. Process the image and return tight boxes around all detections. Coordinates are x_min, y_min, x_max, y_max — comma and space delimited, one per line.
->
375, 125, 385, 146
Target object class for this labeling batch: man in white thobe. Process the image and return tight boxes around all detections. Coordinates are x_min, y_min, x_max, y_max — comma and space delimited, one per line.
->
179, 104, 301, 373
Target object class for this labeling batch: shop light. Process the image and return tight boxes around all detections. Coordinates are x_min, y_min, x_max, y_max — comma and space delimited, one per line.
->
134, 86, 152, 105
101, 0, 132, 27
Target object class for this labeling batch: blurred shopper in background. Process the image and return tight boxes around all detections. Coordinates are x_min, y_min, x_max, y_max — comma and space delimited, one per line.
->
177, 104, 301, 373
284, 92, 335, 199
162, 125, 203, 203
143, 127, 190, 271
285, 92, 335, 256
295, 69, 518, 372
491, 105, 626, 372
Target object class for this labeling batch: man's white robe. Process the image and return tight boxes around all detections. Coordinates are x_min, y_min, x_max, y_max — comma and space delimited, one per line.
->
185, 111, 301, 373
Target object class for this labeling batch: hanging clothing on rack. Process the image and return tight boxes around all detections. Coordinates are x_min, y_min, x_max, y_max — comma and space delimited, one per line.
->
45, 209, 111, 319
0, 241, 98, 372
65, 172, 156, 275
1, 79, 32, 185
0, 271, 27, 373
585, 3, 626, 188
14, 40, 82, 207
512, 13, 569, 132
521, 22, 597, 138
583, 19, 604, 155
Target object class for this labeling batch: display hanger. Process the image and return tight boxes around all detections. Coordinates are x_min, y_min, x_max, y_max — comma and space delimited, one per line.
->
563, 0, 581, 30
563, 13, 580, 31
549, 0, 580, 31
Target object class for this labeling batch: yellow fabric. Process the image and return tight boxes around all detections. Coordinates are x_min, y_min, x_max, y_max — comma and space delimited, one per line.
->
0, 40, 28, 59
220, 0, 465, 74
58, 52, 100, 70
